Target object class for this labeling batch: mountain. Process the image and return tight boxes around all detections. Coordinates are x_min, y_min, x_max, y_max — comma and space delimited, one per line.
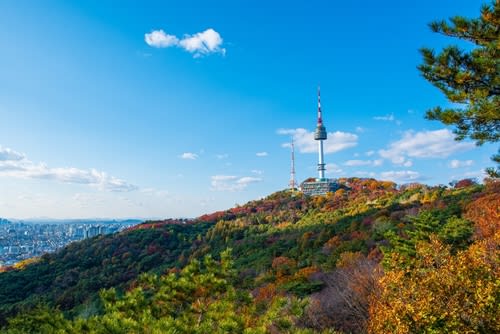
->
9, 218, 143, 225
0, 177, 498, 333
0, 218, 11, 225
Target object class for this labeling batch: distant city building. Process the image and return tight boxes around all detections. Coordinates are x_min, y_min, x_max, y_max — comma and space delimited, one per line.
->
0, 220, 139, 267
301, 87, 340, 196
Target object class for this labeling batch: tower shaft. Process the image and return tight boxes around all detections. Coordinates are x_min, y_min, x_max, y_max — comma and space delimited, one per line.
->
318, 140, 325, 179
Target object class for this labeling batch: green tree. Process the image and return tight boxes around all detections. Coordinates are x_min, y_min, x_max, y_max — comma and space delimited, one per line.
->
418, 1, 499, 176
5, 250, 309, 334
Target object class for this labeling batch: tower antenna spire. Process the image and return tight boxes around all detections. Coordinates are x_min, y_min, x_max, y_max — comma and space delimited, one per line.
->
317, 85, 322, 125
289, 138, 297, 191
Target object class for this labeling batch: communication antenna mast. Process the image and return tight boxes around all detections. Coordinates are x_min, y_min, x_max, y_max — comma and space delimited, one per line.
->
289, 138, 297, 191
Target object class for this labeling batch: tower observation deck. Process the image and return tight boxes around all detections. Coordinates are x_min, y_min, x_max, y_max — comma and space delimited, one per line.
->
300, 87, 339, 196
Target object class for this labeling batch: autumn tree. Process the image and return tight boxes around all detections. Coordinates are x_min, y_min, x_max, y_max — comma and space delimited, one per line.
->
369, 235, 500, 333
418, 1, 499, 176
304, 252, 382, 333
464, 181, 500, 238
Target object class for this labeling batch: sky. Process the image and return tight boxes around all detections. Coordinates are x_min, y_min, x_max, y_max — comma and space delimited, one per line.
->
0, 0, 496, 219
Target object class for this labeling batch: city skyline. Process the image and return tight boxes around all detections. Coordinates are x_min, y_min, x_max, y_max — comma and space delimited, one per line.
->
0, 0, 497, 219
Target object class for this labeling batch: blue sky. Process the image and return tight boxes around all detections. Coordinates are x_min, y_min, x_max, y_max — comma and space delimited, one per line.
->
0, 0, 496, 219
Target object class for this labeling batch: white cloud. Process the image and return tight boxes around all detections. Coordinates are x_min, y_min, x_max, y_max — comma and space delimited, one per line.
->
145, 28, 225, 57
0, 146, 137, 192
379, 129, 475, 166
449, 159, 474, 169
180, 152, 198, 160
210, 175, 262, 191
237, 176, 261, 185
344, 159, 372, 167
380, 170, 426, 183
365, 150, 375, 157
402, 160, 413, 167
0, 146, 25, 161
216, 153, 229, 159
373, 114, 395, 121
256, 152, 268, 157
179, 28, 225, 57
251, 169, 263, 175
373, 113, 402, 125
144, 29, 179, 48
343, 159, 383, 167
326, 163, 343, 175
278, 128, 358, 154
355, 126, 365, 133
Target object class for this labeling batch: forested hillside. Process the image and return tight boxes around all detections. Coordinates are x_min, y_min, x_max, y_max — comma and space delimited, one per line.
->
1, 177, 498, 333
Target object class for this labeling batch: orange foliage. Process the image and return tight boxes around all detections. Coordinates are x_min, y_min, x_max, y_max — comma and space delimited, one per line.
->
271, 256, 296, 279
464, 192, 500, 239
254, 283, 279, 302
322, 235, 341, 253
276, 221, 291, 229
294, 266, 320, 280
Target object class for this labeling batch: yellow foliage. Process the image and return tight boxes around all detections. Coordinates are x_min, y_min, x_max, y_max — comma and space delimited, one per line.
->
12, 257, 40, 270
368, 233, 500, 333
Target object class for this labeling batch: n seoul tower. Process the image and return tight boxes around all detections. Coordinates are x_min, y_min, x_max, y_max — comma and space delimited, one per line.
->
299, 87, 339, 196
314, 87, 327, 180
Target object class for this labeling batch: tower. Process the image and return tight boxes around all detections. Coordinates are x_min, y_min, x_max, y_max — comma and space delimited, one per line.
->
289, 138, 297, 191
300, 87, 340, 196
314, 86, 327, 180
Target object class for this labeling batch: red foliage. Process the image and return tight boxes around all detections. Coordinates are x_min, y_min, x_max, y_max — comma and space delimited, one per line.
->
125, 219, 187, 231
197, 211, 229, 223
454, 178, 477, 189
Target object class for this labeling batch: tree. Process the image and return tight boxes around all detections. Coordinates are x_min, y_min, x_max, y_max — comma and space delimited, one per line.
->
369, 235, 500, 333
5, 250, 309, 334
418, 1, 499, 176
303, 252, 382, 333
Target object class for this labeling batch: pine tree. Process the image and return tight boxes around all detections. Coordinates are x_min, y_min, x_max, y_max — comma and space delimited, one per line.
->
418, 1, 499, 176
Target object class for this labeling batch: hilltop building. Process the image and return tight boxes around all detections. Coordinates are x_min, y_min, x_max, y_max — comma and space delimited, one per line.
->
300, 88, 340, 196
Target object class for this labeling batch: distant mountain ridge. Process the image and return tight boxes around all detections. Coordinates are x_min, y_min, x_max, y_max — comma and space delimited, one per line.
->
5, 218, 143, 225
